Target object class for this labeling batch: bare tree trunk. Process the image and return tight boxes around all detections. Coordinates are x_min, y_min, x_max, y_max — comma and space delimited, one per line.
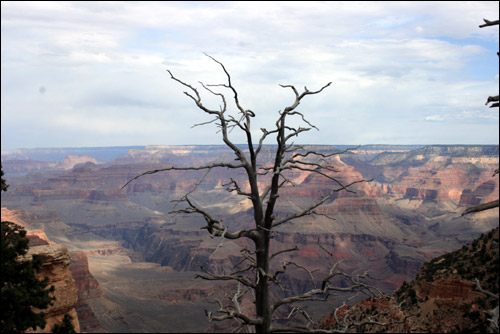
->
255, 231, 271, 333
123, 54, 382, 333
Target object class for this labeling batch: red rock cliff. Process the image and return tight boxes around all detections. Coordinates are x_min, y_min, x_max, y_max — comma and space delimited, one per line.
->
69, 251, 102, 332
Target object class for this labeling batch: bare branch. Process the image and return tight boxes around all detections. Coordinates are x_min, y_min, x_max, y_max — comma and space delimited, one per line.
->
256, 128, 280, 157
291, 146, 360, 160
191, 117, 219, 128
280, 82, 332, 101
173, 193, 258, 242
486, 95, 499, 108
273, 179, 368, 228
167, 69, 221, 116
223, 178, 252, 198
205, 297, 262, 326
271, 259, 381, 315
474, 265, 499, 334
317, 239, 334, 257
270, 246, 299, 260
208, 227, 228, 260
475, 278, 499, 299
196, 265, 256, 289
479, 18, 500, 28
121, 162, 245, 189
461, 199, 500, 216
232, 284, 254, 333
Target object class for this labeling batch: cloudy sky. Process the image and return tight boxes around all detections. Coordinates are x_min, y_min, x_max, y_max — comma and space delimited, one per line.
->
1, 1, 499, 150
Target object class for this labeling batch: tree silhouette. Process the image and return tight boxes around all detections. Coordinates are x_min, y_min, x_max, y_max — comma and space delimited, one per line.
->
1, 163, 8, 192
124, 55, 384, 332
51, 313, 76, 334
1, 167, 55, 332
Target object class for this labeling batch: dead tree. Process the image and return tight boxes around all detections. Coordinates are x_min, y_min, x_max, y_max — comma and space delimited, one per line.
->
463, 19, 500, 332
474, 278, 499, 333
462, 18, 499, 216
123, 54, 380, 333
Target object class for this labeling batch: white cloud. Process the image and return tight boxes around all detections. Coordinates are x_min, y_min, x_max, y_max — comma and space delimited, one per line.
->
1, 1, 498, 149
53, 113, 166, 135
425, 115, 446, 122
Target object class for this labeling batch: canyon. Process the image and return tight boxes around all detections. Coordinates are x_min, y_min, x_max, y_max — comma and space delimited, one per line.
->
1, 208, 81, 333
1, 144, 498, 332
320, 227, 499, 333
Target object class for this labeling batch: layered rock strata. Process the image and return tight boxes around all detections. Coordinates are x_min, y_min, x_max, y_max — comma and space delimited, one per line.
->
321, 227, 499, 333
25, 244, 80, 333
69, 252, 102, 332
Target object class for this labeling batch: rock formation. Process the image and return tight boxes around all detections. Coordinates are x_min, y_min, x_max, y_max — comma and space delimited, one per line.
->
56, 155, 98, 170
2, 207, 97, 333
321, 227, 499, 333
69, 252, 102, 332
25, 244, 80, 333
1, 144, 498, 332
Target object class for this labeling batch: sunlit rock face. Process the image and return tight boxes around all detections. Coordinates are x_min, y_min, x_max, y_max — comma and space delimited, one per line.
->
1, 144, 498, 332
25, 244, 80, 333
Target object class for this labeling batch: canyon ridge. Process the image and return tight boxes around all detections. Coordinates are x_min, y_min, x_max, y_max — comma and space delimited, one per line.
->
1, 144, 498, 332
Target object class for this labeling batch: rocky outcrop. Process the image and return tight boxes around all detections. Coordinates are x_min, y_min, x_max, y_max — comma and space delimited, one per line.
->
25, 244, 80, 333
321, 227, 499, 333
2, 208, 79, 332
69, 252, 102, 300
385, 250, 423, 278
69, 252, 102, 332
26, 232, 51, 247
56, 155, 98, 170
1, 207, 53, 246
416, 278, 478, 300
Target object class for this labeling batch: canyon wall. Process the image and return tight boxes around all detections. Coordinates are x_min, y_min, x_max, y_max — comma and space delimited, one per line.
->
2, 144, 498, 332
2, 207, 101, 333
69, 252, 102, 332
25, 244, 80, 333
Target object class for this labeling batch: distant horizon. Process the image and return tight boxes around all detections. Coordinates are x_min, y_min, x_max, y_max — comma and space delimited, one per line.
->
2, 142, 499, 154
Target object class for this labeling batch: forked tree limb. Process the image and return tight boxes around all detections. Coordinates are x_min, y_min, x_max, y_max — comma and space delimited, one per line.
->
122, 54, 378, 333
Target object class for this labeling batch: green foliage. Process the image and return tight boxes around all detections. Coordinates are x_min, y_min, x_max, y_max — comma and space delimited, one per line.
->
395, 280, 418, 307
471, 238, 479, 251
420, 228, 499, 293
407, 286, 418, 305
0, 221, 55, 332
1, 163, 8, 192
395, 281, 410, 300
1, 166, 55, 332
51, 313, 76, 333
